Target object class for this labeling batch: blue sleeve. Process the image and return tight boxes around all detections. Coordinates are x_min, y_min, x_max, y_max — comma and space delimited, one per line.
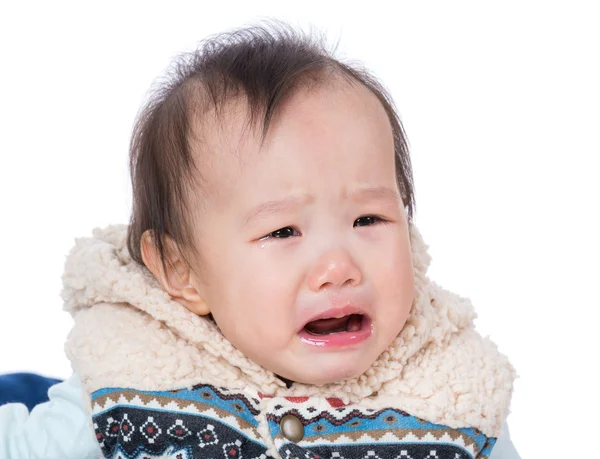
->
488, 421, 521, 459
0, 373, 100, 459
0, 373, 62, 411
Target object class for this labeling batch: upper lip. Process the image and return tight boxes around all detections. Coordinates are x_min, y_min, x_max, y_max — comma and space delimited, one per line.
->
298, 304, 369, 332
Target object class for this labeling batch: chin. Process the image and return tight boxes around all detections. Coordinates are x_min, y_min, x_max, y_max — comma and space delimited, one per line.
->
289, 360, 372, 386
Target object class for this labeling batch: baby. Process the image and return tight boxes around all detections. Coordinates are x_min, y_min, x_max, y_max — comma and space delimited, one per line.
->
0, 23, 519, 459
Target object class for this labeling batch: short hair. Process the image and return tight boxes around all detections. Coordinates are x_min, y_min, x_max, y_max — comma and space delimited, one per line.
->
127, 20, 416, 274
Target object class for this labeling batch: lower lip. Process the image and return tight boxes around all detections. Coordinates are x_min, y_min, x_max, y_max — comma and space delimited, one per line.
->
297, 317, 373, 348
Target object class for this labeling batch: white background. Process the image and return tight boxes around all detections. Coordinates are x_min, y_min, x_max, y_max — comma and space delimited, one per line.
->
1, 1, 599, 457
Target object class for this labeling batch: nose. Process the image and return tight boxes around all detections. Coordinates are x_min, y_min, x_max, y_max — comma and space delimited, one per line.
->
307, 248, 362, 292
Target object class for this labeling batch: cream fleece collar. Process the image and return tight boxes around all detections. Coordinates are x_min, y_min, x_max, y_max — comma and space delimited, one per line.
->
62, 223, 516, 438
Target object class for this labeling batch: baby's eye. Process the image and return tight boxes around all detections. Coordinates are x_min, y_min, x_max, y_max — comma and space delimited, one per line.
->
354, 215, 384, 227
263, 226, 301, 240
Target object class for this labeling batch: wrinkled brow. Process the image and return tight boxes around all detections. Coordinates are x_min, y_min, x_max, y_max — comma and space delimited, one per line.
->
243, 194, 312, 228
243, 186, 401, 228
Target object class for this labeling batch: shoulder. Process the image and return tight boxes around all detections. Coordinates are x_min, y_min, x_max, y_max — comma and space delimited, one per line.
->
376, 325, 516, 438
66, 302, 247, 394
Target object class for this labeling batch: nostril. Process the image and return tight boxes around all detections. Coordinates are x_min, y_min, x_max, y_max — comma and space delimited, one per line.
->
317, 278, 357, 291
343, 278, 356, 287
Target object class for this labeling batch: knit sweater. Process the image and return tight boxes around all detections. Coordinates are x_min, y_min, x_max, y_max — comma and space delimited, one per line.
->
61, 222, 517, 459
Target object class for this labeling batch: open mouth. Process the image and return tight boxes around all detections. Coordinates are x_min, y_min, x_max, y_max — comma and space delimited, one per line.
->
303, 314, 365, 335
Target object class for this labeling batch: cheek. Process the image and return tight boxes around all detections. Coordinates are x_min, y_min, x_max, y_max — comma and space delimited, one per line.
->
206, 245, 299, 340
247, 256, 301, 331
370, 233, 415, 315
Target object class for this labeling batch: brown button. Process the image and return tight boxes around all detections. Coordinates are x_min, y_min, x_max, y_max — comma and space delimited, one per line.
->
280, 414, 304, 442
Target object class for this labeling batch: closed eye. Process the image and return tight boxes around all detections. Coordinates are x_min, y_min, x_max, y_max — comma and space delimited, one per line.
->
354, 215, 387, 227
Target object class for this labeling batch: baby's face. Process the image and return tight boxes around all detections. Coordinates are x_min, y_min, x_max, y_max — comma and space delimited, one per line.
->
188, 80, 415, 385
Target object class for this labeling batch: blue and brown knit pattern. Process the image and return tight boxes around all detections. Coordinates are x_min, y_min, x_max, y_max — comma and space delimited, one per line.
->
91, 384, 496, 458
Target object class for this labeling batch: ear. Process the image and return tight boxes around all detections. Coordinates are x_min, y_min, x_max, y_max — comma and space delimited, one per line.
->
140, 230, 211, 316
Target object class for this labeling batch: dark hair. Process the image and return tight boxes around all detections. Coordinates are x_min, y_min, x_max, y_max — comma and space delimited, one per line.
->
127, 20, 416, 274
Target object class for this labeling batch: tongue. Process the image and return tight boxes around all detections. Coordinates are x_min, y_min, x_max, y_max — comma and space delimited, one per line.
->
304, 314, 362, 335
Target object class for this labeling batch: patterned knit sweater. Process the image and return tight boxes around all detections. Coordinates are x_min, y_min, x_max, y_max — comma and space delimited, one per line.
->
61, 222, 517, 459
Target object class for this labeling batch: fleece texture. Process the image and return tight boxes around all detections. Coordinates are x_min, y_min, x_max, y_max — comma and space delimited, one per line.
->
62, 222, 516, 440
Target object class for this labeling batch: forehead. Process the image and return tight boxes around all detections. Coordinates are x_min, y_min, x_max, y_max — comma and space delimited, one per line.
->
193, 80, 395, 202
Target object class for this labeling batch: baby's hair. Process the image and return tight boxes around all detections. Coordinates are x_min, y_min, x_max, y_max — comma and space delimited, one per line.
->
126, 20, 416, 275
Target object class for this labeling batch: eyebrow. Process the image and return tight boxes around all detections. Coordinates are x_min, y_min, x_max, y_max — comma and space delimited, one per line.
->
243, 194, 312, 228
349, 186, 402, 204
243, 186, 401, 228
